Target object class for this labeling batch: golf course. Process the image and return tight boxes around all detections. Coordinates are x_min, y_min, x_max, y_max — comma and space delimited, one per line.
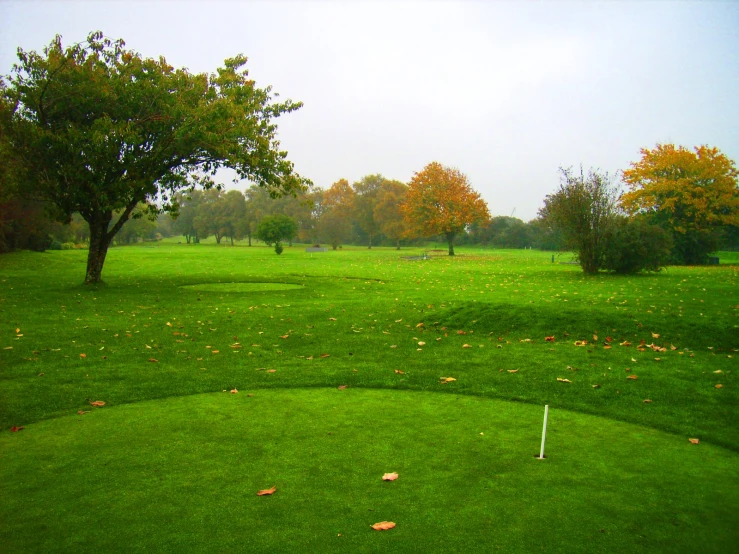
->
1, 244, 737, 552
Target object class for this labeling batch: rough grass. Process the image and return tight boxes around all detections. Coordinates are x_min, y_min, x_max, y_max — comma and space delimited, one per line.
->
0, 244, 737, 551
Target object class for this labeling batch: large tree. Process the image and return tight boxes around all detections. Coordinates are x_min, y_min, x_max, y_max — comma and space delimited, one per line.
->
374, 180, 408, 249
318, 179, 355, 249
256, 214, 298, 254
0, 32, 309, 282
401, 162, 489, 255
621, 144, 739, 264
539, 166, 620, 274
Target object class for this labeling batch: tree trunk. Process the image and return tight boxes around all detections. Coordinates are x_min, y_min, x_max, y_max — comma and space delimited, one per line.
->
396, 239, 401, 250
230, 236, 234, 246
368, 235, 372, 249
447, 232, 456, 256
185, 234, 191, 244
247, 233, 252, 246
84, 212, 114, 284
215, 233, 222, 244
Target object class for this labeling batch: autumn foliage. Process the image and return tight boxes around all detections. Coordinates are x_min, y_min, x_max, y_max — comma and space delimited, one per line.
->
621, 144, 739, 264
401, 162, 490, 255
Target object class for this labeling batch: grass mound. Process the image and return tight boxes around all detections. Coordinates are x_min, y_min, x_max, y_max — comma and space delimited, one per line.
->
2, 388, 737, 553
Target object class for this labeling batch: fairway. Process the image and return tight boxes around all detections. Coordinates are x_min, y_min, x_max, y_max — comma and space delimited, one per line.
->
1, 244, 737, 552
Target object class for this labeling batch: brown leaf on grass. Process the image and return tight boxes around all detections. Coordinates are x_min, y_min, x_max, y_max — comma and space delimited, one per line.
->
462, 344, 472, 348
371, 521, 396, 531
457, 330, 467, 335
257, 486, 276, 496
394, 369, 405, 374
3, 346, 12, 350
230, 343, 242, 349
507, 369, 519, 373
574, 340, 587, 347
77, 410, 90, 415
230, 389, 238, 394
652, 332, 660, 339
643, 399, 652, 403
592, 384, 601, 388
620, 341, 632, 347
329, 317, 337, 321
166, 322, 172, 327
279, 335, 289, 339
593, 334, 598, 341
688, 438, 699, 445
148, 358, 159, 363
212, 350, 220, 354
10, 426, 25, 432
337, 385, 348, 390
89, 400, 106, 407
416, 323, 425, 328
545, 336, 555, 342
440, 377, 456, 384
627, 375, 638, 380
16, 328, 20, 333
603, 345, 612, 350
382, 472, 398, 481
267, 369, 277, 373
605, 336, 613, 343
670, 344, 677, 351
80, 353, 87, 358
715, 384, 723, 389
557, 378, 571, 383
418, 341, 426, 346
320, 353, 330, 358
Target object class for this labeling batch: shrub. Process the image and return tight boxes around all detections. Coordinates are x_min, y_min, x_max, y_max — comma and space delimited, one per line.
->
49, 239, 62, 250
602, 217, 672, 274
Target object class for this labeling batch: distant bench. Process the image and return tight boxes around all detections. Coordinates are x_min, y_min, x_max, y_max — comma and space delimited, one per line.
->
305, 247, 328, 252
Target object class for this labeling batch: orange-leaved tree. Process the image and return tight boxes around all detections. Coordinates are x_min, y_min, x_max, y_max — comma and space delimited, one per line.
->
621, 144, 739, 264
374, 180, 408, 250
401, 162, 490, 255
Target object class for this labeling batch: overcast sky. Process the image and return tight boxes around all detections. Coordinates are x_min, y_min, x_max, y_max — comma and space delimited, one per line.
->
1, 0, 737, 221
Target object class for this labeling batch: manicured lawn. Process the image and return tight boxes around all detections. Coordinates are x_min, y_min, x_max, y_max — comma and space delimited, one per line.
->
1, 244, 737, 551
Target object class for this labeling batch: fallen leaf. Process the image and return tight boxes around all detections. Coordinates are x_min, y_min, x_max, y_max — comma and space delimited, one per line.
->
148, 358, 159, 363
212, 350, 220, 354
382, 472, 398, 481
10, 426, 25, 432
688, 438, 699, 445
593, 334, 598, 341
280, 335, 289, 339
267, 369, 277, 373
507, 369, 519, 373
670, 344, 677, 351
457, 330, 467, 335
643, 399, 652, 403
337, 385, 348, 390
592, 384, 601, 388
77, 410, 89, 415
257, 486, 276, 496
329, 317, 337, 321
320, 353, 330, 358
371, 521, 396, 531
440, 377, 456, 383
713, 370, 723, 374
89, 400, 106, 407
390, 345, 397, 349
462, 344, 472, 348
230, 389, 238, 394
627, 375, 638, 380
3, 346, 12, 350
605, 336, 613, 343
620, 341, 632, 347
652, 332, 660, 339
557, 378, 571, 383
416, 323, 424, 328
631, 357, 637, 363
715, 384, 723, 389
545, 336, 555, 342
574, 340, 588, 347
79, 353, 87, 358
394, 369, 405, 374
166, 322, 172, 327
418, 341, 426, 346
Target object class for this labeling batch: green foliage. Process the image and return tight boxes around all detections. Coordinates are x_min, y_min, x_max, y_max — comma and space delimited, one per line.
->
540, 167, 620, 274
256, 213, 298, 254
601, 216, 673, 274
1, 31, 309, 281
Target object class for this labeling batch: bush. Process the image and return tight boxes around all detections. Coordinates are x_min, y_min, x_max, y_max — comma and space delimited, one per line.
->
62, 242, 76, 250
48, 240, 62, 250
602, 217, 672, 274
275, 244, 284, 255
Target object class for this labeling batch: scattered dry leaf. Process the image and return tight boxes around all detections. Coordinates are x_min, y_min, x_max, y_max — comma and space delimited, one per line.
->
652, 332, 660, 339
89, 400, 106, 407
592, 384, 601, 388
688, 438, 699, 445
557, 378, 571, 383
416, 323, 424, 328
620, 341, 632, 347
79, 353, 87, 358
507, 369, 519, 373
715, 384, 723, 389
230, 389, 238, 394
440, 377, 456, 384
462, 344, 472, 348
148, 358, 159, 363
574, 340, 587, 347
394, 369, 405, 374
267, 369, 277, 373
627, 375, 638, 380
257, 486, 276, 496
418, 341, 426, 346
212, 350, 220, 354
371, 521, 396, 531
320, 353, 330, 358
337, 385, 348, 390
329, 317, 337, 321
593, 334, 598, 341
643, 399, 652, 403
77, 410, 89, 415
382, 472, 398, 481
545, 336, 555, 342
10, 426, 25, 432
280, 335, 289, 339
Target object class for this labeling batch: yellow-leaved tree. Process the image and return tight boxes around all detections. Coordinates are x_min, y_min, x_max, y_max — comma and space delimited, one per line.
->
621, 144, 739, 264
401, 162, 490, 255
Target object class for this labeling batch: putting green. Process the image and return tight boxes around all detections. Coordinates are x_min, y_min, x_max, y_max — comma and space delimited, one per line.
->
2, 389, 737, 553
180, 282, 304, 293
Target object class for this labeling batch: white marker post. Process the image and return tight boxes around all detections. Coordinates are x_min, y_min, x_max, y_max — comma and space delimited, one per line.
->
539, 405, 549, 459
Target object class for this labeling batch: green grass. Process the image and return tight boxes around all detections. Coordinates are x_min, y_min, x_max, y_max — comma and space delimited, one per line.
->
1, 244, 737, 551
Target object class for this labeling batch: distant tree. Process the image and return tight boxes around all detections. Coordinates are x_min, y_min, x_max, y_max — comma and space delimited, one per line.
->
217, 190, 247, 246
193, 189, 223, 243
256, 214, 298, 254
539, 166, 620, 274
401, 162, 490, 255
318, 179, 355, 249
171, 191, 205, 244
113, 203, 158, 245
0, 32, 309, 283
621, 144, 739, 264
527, 216, 565, 251
353, 174, 387, 248
374, 181, 408, 249
602, 215, 673, 274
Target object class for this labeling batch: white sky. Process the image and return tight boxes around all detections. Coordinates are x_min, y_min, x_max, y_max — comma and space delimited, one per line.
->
1, 0, 737, 221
